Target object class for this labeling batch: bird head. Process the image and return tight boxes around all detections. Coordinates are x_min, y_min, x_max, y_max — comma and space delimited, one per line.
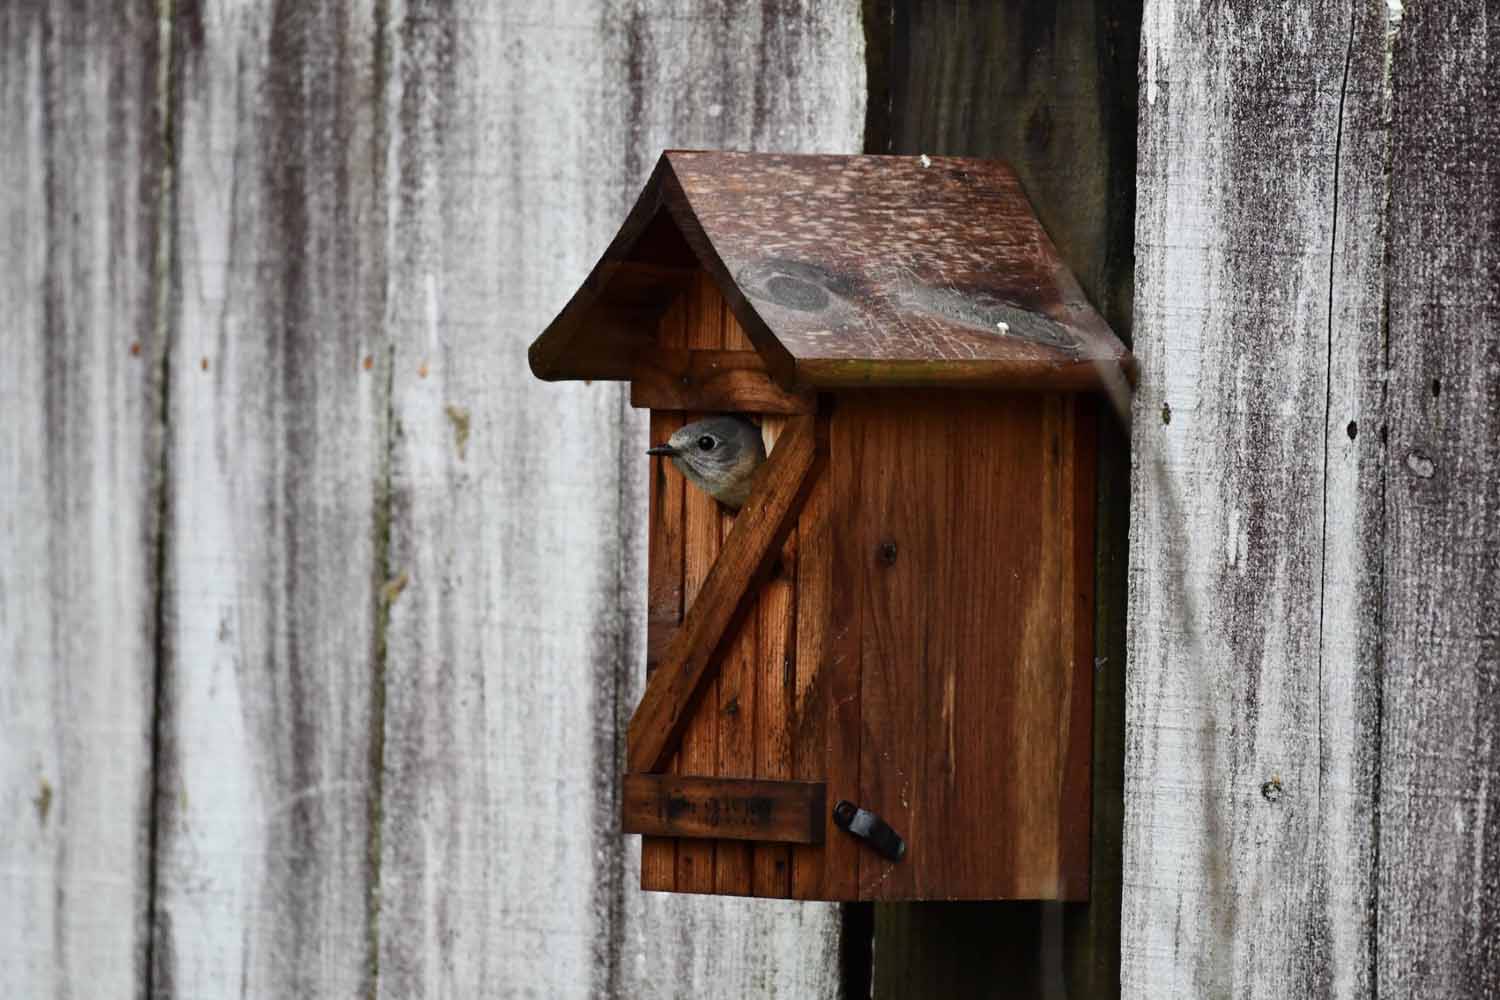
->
647, 415, 766, 509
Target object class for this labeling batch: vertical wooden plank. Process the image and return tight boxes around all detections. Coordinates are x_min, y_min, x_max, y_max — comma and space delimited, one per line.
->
867, 0, 1140, 988
792, 440, 862, 901
712, 299, 757, 896
676, 274, 723, 896
1316, 4, 1398, 998
0, 5, 163, 996
155, 3, 385, 996
609, 2, 859, 992
642, 300, 687, 893
844, 395, 938, 901
1377, 4, 1500, 994
373, 3, 861, 996
753, 417, 797, 898
376, 4, 641, 994
711, 507, 756, 897
1124, 2, 1392, 998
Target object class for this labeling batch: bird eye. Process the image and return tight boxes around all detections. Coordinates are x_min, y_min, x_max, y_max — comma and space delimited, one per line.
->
697, 435, 716, 451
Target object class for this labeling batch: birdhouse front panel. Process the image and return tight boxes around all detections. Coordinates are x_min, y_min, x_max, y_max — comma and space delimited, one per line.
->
528, 150, 1133, 903
638, 276, 857, 900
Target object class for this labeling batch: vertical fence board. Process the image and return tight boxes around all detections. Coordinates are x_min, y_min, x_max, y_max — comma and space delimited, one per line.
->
375, 3, 863, 997
680, 276, 724, 897
0, 5, 164, 997
1313, 0, 1394, 994
866, 0, 1139, 993
1124, 0, 1448, 997
613, 6, 864, 986
1378, 4, 1500, 994
153, 3, 386, 996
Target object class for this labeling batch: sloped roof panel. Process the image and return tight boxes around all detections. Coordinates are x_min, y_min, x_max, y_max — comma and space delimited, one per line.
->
529, 151, 1133, 391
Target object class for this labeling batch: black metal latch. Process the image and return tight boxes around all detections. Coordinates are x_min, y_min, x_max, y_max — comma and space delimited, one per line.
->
832, 800, 906, 862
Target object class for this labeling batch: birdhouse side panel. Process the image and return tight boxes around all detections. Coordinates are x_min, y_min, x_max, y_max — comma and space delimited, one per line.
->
831, 391, 1095, 901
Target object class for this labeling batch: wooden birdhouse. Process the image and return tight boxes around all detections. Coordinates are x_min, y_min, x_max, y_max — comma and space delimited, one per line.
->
528, 151, 1133, 901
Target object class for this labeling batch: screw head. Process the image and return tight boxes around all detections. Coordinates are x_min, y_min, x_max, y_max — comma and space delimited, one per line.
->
877, 540, 898, 566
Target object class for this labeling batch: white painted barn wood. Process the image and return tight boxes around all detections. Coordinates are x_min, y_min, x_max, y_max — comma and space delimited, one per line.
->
0, 4, 165, 997
1126, 1, 1394, 996
1129, 0, 1500, 997
375, 3, 862, 997
1377, 4, 1500, 994
152, 3, 387, 996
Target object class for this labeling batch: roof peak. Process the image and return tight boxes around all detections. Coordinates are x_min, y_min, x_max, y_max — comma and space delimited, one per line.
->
529, 150, 1133, 392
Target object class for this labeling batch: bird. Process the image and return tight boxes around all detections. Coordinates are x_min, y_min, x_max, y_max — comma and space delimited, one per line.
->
647, 415, 766, 509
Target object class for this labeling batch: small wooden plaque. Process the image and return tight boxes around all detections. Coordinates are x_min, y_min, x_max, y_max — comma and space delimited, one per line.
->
622, 774, 827, 845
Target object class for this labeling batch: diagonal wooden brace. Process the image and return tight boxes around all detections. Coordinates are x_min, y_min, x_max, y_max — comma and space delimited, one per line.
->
627, 413, 820, 774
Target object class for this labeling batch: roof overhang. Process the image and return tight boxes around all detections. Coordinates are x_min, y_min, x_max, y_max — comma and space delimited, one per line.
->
528, 151, 1135, 393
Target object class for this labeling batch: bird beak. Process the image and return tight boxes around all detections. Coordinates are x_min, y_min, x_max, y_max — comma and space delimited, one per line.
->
646, 444, 678, 457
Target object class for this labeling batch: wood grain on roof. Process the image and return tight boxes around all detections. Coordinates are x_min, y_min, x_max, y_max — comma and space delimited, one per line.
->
529, 151, 1133, 391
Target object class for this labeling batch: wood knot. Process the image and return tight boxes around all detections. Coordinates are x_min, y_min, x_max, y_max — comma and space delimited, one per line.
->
735, 258, 851, 314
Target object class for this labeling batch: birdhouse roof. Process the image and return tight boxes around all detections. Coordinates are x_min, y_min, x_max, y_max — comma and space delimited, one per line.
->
528, 151, 1133, 391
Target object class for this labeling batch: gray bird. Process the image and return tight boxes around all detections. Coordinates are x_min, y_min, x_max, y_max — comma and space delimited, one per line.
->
647, 415, 766, 509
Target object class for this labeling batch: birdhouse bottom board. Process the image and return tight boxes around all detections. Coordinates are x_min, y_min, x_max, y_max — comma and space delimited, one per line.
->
627, 290, 1096, 903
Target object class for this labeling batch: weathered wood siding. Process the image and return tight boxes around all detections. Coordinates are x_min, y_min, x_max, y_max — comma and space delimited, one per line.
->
10, 1, 1498, 996
155, 3, 388, 995
153, 1, 870, 1000
1378, 4, 1500, 993
0, 4, 165, 998
374, 4, 861, 996
5, 2, 862, 998
1127, 2, 1499, 997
